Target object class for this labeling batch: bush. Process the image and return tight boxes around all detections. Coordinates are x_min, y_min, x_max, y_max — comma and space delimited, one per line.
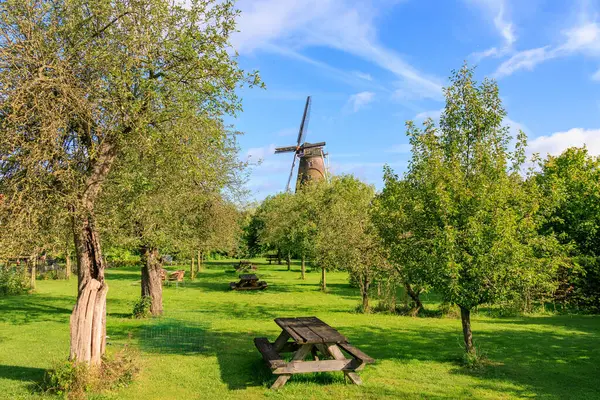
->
43, 346, 139, 399
132, 296, 152, 319
0, 266, 30, 296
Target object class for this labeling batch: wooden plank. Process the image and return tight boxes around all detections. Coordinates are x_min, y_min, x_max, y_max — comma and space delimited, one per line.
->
274, 318, 306, 344
270, 344, 313, 390
272, 359, 359, 374
338, 342, 375, 364
273, 331, 290, 352
274, 318, 323, 344
327, 343, 364, 385
301, 316, 346, 343
254, 337, 285, 369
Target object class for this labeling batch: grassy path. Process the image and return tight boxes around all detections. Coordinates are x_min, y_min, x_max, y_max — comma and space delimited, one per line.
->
1, 259, 599, 399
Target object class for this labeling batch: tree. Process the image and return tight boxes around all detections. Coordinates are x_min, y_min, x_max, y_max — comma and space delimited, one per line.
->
372, 168, 430, 315
0, 0, 260, 365
315, 175, 388, 311
536, 147, 600, 311
381, 64, 560, 353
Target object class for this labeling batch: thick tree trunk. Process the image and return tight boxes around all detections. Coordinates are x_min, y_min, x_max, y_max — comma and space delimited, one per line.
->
404, 282, 424, 316
460, 306, 474, 353
69, 139, 117, 366
141, 246, 163, 316
301, 255, 306, 280
321, 267, 327, 291
70, 214, 108, 366
286, 253, 291, 271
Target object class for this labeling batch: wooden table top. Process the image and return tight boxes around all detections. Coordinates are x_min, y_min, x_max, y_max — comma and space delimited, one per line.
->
274, 316, 347, 344
239, 274, 259, 281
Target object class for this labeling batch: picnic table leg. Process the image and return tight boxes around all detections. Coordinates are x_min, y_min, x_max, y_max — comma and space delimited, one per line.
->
273, 331, 290, 352
326, 344, 362, 385
271, 344, 313, 390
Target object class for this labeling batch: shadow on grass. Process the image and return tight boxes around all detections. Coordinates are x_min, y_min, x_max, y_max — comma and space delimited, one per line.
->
0, 295, 73, 325
340, 319, 600, 399
0, 364, 46, 383
108, 318, 271, 390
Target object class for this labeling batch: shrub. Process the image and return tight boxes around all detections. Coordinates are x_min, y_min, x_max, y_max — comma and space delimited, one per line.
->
132, 296, 152, 319
43, 346, 139, 399
0, 266, 30, 296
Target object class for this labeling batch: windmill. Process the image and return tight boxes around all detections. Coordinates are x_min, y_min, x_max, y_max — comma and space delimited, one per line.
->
275, 96, 328, 192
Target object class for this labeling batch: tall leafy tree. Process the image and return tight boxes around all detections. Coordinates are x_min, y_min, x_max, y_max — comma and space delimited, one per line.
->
0, 0, 260, 365
381, 64, 560, 353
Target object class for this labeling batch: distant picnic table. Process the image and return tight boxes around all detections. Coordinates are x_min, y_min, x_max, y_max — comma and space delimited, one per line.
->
233, 260, 256, 273
229, 273, 267, 291
254, 316, 375, 389
265, 254, 279, 264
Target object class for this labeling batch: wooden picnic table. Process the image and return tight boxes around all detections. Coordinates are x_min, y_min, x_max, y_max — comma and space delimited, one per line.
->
230, 273, 267, 290
254, 316, 375, 389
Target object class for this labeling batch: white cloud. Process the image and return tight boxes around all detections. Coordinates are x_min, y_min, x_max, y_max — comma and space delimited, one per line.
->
245, 144, 276, 161
232, 0, 442, 100
347, 91, 375, 112
467, 0, 516, 61
494, 46, 554, 78
353, 71, 373, 81
528, 128, 600, 156
494, 10, 600, 78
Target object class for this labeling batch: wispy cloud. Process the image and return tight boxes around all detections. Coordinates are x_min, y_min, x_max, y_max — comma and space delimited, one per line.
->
494, 6, 600, 78
274, 127, 298, 137
414, 109, 443, 121
347, 91, 375, 112
467, 0, 516, 61
245, 144, 276, 161
353, 71, 373, 81
232, 0, 442, 101
593, 68, 600, 81
528, 128, 600, 156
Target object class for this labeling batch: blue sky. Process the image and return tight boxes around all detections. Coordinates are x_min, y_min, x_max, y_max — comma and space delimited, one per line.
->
227, 0, 600, 201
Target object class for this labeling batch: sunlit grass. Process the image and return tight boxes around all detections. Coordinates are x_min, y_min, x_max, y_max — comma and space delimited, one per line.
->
0, 258, 599, 399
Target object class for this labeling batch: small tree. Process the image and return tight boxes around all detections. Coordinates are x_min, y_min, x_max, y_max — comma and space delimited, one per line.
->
384, 64, 560, 353
315, 175, 387, 311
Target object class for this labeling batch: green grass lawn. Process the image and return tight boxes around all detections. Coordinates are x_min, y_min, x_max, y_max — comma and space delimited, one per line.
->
1, 259, 599, 399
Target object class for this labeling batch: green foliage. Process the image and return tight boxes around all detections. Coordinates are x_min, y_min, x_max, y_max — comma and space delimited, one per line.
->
0, 266, 30, 296
536, 147, 600, 312
44, 359, 91, 398
132, 296, 153, 319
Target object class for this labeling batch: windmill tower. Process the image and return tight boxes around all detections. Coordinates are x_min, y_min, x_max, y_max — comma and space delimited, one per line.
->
275, 96, 328, 192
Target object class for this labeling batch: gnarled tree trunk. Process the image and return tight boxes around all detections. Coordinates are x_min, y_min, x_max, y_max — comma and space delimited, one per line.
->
69, 139, 116, 366
70, 213, 108, 366
141, 246, 163, 316
460, 306, 474, 353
